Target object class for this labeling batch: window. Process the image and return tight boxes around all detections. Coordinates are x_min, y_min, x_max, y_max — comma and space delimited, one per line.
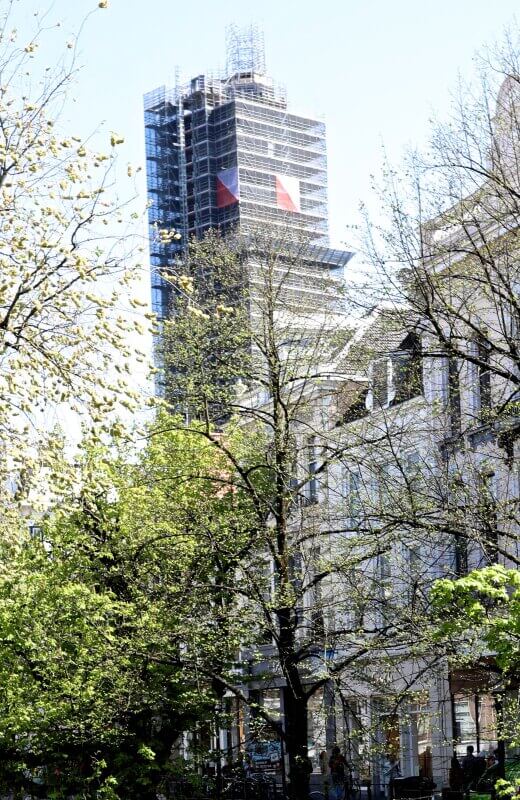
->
507, 298, 519, 353
454, 534, 468, 576
476, 471, 498, 564
289, 551, 303, 599
347, 569, 366, 631
379, 551, 393, 621
477, 337, 492, 415
415, 703, 433, 779
29, 524, 43, 542
406, 543, 423, 608
392, 332, 423, 404
152, 286, 168, 317
379, 552, 392, 581
337, 698, 364, 765
258, 559, 275, 644
309, 551, 325, 639
321, 454, 329, 502
408, 543, 421, 578
306, 437, 318, 504
452, 692, 498, 757
369, 333, 423, 410
448, 356, 462, 434
248, 690, 283, 762
344, 469, 362, 528
445, 461, 468, 575
377, 702, 400, 763
403, 451, 422, 486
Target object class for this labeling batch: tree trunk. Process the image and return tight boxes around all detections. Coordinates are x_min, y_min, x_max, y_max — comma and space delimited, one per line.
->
283, 685, 310, 800
212, 676, 227, 800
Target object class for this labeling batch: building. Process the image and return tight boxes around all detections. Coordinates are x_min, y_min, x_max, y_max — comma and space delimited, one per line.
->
144, 25, 349, 324
227, 296, 518, 795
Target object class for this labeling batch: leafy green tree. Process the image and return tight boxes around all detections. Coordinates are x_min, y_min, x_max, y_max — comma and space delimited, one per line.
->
0, 419, 257, 798
432, 566, 520, 793
0, 6, 157, 790
433, 565, 520, 677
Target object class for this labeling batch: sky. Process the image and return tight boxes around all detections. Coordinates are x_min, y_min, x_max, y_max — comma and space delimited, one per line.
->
30, 0, 519, 251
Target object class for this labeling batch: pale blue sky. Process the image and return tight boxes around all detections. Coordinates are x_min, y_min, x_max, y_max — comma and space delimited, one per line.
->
34, 0, 518, 249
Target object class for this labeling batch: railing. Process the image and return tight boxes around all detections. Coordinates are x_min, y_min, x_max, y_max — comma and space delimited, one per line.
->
222, 774, 280, 799
167, 773, 282, 800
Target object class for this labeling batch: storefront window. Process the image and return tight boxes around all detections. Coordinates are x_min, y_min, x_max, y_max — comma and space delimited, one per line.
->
453, 692, 497, 756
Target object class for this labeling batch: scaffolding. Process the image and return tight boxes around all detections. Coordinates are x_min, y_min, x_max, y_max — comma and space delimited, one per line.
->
144, 26, 339, 322
231, 88, 329, 243
144, 86, 187, 320
226, 23, 266, 77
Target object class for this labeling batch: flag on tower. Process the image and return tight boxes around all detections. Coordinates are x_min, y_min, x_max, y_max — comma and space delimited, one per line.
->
216, 167, 240, 208
275, 174, 301, 212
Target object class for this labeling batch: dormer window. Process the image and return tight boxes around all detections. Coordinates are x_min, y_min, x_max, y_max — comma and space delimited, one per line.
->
392, 332, 423, 404
367, 332, 423, 410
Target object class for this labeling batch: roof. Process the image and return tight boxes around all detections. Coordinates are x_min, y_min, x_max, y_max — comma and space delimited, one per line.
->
335, 305, 420, 378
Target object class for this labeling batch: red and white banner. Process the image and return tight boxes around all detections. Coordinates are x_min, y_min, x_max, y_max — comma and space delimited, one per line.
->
275, 174, 301, 213
216, 167, 240, 208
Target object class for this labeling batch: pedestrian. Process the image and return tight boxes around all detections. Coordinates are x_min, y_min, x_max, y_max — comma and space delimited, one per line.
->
320, 750, 329, 776
462, 745, 477, 791
477, 751, 502, 799
329, 746, 349, 800
449, 752, 464, 791
245, 751, 253, 779
418, 746, 433, 779
383, 753, 401, 800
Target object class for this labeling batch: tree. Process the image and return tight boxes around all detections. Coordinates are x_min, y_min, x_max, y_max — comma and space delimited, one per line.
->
155, 230, 449, 799
432, 566, 520, 793
432, 565, 520, 680
143, 34, 520, 794
0, 3, 168, 794
137, 30, 520, 797
360, 30, 520, 441
362, 32, 519, 390
353, 27, 520, 778
0, 422, 252, 799
0, 0, 146, 514
357, 27, 520, 632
